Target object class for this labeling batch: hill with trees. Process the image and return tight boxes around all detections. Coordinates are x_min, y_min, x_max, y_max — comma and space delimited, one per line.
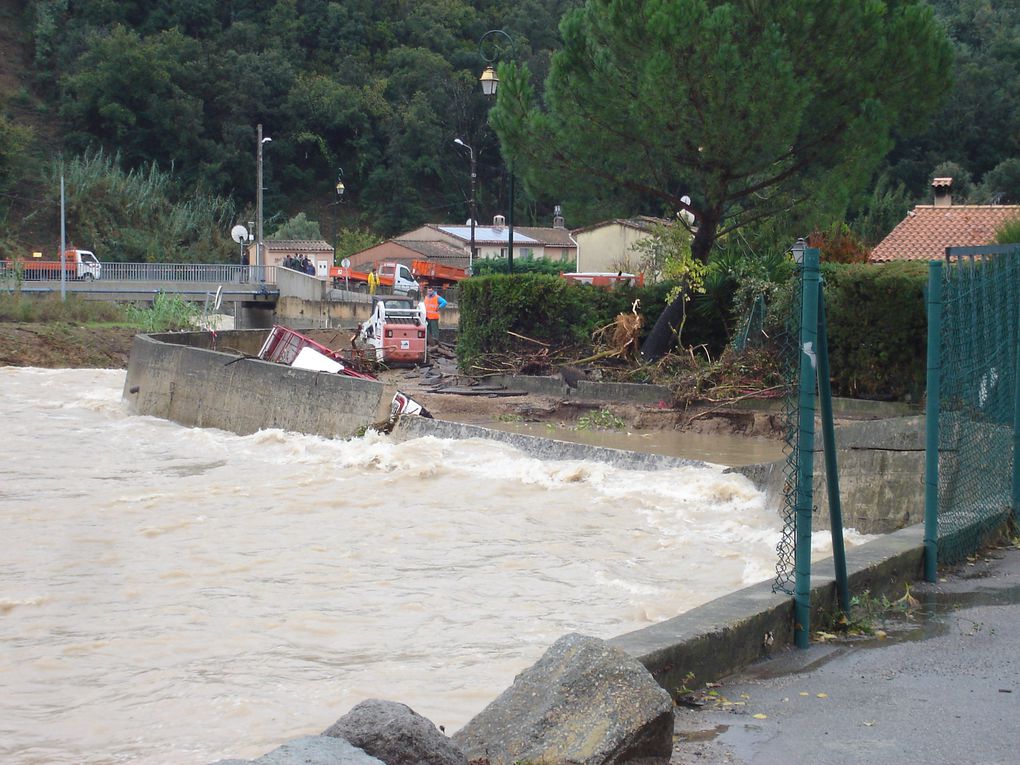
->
1, 0, 1020, 269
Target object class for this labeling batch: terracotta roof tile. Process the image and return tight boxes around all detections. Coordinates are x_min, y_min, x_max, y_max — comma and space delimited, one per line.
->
869, 206, 1020, 262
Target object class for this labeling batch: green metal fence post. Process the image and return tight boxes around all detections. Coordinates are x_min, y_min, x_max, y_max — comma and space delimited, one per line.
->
924, 260, 943, 582
816, 284, 850, 612
795, 247, 820, 648
1013, 341, 1020, 524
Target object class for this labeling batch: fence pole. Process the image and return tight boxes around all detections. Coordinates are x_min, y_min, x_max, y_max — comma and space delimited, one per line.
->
1013, 341, 1020, 524
924, 260, 943, 582
816, 284, 850, 612
795, 247, 820, 648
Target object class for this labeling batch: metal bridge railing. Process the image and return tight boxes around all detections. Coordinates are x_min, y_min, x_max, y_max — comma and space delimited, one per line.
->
100, 263, 277, 284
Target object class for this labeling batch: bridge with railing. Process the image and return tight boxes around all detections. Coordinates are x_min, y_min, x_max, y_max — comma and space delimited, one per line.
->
4, 262, 281, 303
4, 261, 458, 311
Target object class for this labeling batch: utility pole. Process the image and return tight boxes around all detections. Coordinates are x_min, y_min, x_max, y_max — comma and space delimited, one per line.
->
59, 170, 66, 302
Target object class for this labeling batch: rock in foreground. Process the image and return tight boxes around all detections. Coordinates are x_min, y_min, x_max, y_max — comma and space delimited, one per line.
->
453, 633, 673, 765
323, 698, 467, 765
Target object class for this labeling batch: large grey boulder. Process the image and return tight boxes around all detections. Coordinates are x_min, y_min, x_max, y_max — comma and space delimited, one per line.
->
453, 633, 673, 765
323, 699, 468, 765
215, 735, 386, 764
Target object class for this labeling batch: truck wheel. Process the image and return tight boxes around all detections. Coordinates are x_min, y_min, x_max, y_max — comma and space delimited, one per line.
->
83, 273, 95, 281
355, 283, 368, 293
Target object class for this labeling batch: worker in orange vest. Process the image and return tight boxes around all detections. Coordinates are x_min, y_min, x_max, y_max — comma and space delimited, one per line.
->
424, 285, 447, 345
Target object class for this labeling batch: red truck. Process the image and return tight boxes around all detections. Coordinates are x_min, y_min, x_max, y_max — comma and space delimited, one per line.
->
1, 249, 102, 281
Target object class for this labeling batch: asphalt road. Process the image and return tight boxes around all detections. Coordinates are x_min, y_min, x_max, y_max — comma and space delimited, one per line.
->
671, 543, 1020, 765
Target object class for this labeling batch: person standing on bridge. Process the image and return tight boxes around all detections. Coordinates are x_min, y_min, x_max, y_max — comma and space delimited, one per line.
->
424, 285, 447, 346
367, 268, 379, 296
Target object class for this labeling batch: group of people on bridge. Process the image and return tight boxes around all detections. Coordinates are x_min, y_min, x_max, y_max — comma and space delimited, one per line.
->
282, 255, 316, 275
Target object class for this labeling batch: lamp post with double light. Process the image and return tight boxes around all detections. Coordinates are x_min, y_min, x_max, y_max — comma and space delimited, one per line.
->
453, 138, 477, 274
478, 29, 517, 274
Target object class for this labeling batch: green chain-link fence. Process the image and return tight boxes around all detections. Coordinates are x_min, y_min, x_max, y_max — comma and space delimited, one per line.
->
927, 246, 1020, 568
773, 259, 803, 596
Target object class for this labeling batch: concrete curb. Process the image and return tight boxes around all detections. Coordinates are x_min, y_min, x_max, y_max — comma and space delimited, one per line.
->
609, 524, 925, 694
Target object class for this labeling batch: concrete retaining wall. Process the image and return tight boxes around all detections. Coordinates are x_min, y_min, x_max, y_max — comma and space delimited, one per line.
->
122, 332, 389, 437
275, 295, 461, 331
733, 416, 926, 535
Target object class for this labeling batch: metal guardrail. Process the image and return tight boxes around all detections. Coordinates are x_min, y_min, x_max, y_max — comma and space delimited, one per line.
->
99, 262, 277, 284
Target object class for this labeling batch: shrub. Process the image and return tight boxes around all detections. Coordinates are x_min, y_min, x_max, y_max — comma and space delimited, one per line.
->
819, 261, 928, 400
124, 292, 201, 332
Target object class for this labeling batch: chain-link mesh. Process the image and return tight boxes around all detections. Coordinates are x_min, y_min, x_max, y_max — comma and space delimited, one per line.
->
773, 266, 803, 594
734, 293, 768, 352
936, 249, 1020, 562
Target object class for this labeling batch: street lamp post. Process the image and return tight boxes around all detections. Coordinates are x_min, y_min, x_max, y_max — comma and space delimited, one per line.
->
333, 168, 345, 264
256, 124, 272, 280
453, 138, 477, 274
479, 29, 517, 274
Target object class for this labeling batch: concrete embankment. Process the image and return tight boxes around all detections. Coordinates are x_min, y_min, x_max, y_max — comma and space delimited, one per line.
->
122, 330, 937, 710
122, 331, 390, 437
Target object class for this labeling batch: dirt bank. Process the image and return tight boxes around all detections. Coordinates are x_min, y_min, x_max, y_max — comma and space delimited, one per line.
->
0, 323, 136, 368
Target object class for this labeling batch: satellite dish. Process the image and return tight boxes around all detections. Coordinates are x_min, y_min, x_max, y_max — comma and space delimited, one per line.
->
341, 258, 351, 269
231, 224, 249, 244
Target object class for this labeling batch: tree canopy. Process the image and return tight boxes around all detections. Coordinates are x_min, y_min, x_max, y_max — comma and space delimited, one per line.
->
490, 0, 953, 358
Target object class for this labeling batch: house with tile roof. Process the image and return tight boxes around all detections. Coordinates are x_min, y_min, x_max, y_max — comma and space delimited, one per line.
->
345, 239, 468, 271
572, 216, 668, 273
395, 210, 577, 265
869, 178, 1020, 262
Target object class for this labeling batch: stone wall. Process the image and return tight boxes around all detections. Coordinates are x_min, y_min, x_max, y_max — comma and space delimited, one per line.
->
122, 332, 388, 438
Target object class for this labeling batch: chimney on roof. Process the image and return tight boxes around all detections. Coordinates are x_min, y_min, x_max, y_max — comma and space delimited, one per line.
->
553, 204, 565, 229
933, 177, 953, 207
492, 214, 505, 232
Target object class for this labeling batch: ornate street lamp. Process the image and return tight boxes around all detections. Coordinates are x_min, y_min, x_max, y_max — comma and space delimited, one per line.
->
454, 138, 477, 274
479, 29, 517, 274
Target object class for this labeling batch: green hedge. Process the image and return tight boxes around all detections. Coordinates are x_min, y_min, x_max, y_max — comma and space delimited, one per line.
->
821, 261, 929, 401
458, 264, 933, 402
456, 274, 731, 371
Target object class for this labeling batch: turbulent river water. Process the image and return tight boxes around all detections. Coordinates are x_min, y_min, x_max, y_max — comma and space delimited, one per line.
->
0, 367, 864, 765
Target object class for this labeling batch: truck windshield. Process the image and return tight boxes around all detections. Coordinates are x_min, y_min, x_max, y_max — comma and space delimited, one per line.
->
81, 252, 98, 264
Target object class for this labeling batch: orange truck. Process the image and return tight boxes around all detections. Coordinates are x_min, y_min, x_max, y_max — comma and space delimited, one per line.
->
410, 260, 468, 287
561, 271, 644, 288
329, 261, 421, 295
1, 249, 102, 281
328, 260, 469, 293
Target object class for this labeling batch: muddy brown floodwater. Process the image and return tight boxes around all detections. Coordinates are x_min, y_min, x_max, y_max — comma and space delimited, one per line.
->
1, 366, 871, 765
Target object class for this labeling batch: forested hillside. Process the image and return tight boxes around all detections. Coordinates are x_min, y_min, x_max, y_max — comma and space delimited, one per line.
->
1, 0, 1020, 263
